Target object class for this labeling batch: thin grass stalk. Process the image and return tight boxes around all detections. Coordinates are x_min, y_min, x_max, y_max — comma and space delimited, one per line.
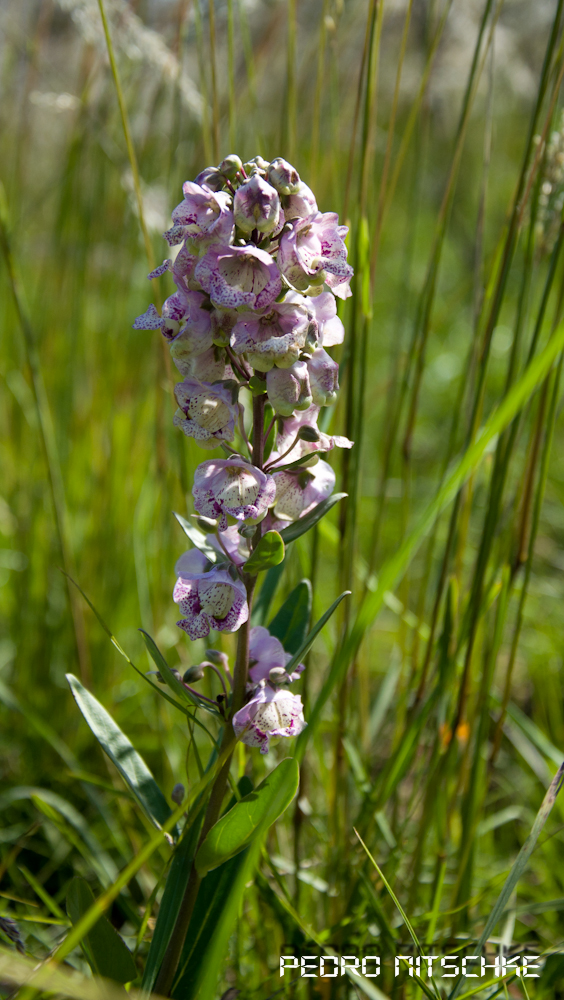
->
236, 0, 260, 151
285, 0, 297, 161
343, 0, 377, 220
0, 190, 91, 685
227, 0, 236, 150
310, 0, 329, 187
208, 0, 220, 161
489, 351, 564, 768
194, 0, 213, 164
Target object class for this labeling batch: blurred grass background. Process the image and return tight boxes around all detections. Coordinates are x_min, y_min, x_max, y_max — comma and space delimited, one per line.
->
3, 0, 564, 996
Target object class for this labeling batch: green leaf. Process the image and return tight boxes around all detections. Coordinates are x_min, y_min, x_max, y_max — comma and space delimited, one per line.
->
139, 630, 221, 719
284, 590, 351, 678
172, 850, 250, 1000
173, 512, 218, 563
66, 673, 175, 834
279, 492, 347, 543
251, 560, 287, 625
195, 758, 299, 876
268, 579, 312, 654
141, 816, 204, 992
243, 530, 285, 574
66, 877, 137, 984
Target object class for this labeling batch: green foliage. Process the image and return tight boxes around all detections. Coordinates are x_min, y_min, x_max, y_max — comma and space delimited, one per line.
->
243, 530, 285, 574
195, 758, 299, 875
279, 492, 347, 543
66, 876, 137, 983
66, 673, 174, 833
268, 578, 312, 653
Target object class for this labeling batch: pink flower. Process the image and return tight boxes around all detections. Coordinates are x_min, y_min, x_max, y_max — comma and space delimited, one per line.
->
248, 626, 304, 684
233, 681, 306, 754
192, 458, 276, 530
278, 212, 353, 296
171, 344, 234, 381
266, 361, 312, 416
306, 348, 339, 406
282, 182, 318, 221
231, 299, 311, 372
173, 377, 238, 448
170, 181, 234, 252
270, 406, 353, 463
306, 291, 345, 347
272, 459, 335, 522
233, 175, 282, 235
174, 560, 249, 640
195, 244, 281, 310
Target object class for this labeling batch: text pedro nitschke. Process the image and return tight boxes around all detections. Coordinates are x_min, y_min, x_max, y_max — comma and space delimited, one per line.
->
279, 953, 540, 978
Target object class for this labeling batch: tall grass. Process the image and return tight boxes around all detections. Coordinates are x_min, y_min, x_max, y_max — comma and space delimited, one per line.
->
2, 0, 564, 997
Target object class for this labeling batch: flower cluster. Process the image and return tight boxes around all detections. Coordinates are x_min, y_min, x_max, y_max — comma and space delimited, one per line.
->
134, 154, 353, 753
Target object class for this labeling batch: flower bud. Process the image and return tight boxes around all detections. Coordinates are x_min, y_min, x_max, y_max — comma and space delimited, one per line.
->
219, 154, 243, 180
206, 649, 230, 667
171, 783, 185, 804
194, 166, 225, 191
244, 155, 269, 176
267, 157, 300, 195
266, 361, 312, 417
183, 664, 206, 682
234, 176, 282, 235
269, 666, 288, 683
297, 425, 320, 442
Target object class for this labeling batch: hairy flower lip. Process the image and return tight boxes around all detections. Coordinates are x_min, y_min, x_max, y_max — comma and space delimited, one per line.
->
173, 376, 238, 447
174, 565, 249, 639
278, 212, 353, 295
171, 181, 234, 252
195, 244, 282, 311
231, 298, 311, 372
233, 680, 306, 754
192, 458, 276, 531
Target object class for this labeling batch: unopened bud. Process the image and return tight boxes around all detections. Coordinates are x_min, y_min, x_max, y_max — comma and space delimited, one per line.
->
171, 783, 185, 804
244, 155, 269, 176
183, 664, 205, 683
234, 176, 281, 235
194, 166, 225, 191
267, 157, 300, 195
219, 154, 243, 180
269, 666, 287, 683
205, 648, 227, 665
238, 523, 257, 539
297, 425, 320, 442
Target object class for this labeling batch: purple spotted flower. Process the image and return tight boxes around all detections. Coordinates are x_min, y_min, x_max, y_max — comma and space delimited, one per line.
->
278, 212, 353, 297
231, 298, 312, 371
195, 244, 281, 311
306, 291, 345, 347
307, 348, 339, 406
171, 344, 233, 381
192, 458, 276, 530
168, 181, 234, 253
233, 175, 282, 235
272, 459, 335, 523
173, 553, 248, 639
248, 626, 304, 684
173, 377, 238, 448
233, 681, 306, 754
282, 181, 318, 222
266, 361, 312, 416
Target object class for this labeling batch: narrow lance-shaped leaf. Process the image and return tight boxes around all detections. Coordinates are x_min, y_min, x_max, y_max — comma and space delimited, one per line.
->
174, 511, 218, 563
279, 492, 347, 543
139, 630, 221, 719
244, 530, 285, 574
66, 877, 137, 984
268, 579, 312, 654
195, 757, 299, 876
284, 590, 351, 678
66, 673, 175, 834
